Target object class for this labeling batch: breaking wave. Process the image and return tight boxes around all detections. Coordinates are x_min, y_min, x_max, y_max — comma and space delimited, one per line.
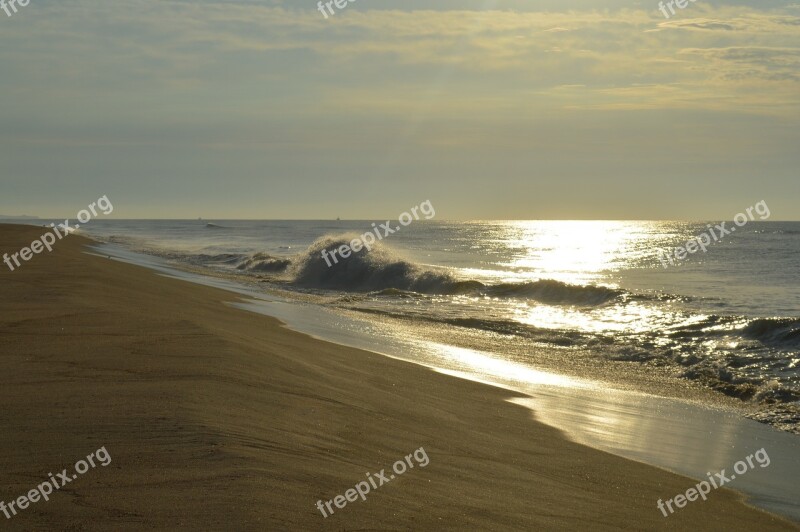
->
740, 318, 800, 349
286, 235, 622, 305
235, 252, 292, 273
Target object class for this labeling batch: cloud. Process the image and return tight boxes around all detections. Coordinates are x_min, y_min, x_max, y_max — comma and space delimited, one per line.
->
0, 2, 798, 142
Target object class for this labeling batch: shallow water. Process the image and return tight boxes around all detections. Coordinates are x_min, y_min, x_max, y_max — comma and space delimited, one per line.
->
89, 242, 800, 522
64, 219, 800, 432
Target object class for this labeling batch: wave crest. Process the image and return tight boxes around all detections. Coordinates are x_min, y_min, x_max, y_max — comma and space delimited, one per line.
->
289, 234, 470, 293
740, 318, 800, 349
236, 252, 292, 273
287, 234, 623, 306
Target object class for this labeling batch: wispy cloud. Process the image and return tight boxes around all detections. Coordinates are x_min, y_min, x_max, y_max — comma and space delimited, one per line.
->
0, 1, 798, 218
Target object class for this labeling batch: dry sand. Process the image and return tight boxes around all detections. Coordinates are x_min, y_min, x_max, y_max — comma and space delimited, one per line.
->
0, 224, 796, 531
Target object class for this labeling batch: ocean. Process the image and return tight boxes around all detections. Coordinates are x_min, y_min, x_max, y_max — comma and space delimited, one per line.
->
40, 218, 800, 434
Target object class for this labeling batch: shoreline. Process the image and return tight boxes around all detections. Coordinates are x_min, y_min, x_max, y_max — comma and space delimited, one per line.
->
1, 224, 797, 530
79, 235, 800, 515
78, 225, 777, 424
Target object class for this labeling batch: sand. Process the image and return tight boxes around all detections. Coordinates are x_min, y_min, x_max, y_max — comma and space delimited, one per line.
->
0, 224, 796, 531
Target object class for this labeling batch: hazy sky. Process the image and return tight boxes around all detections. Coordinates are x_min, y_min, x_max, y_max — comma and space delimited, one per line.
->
0, 0, 798, 219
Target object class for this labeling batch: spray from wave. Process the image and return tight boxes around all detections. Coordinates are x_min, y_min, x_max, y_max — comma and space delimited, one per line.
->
279, 234, 623, 305
288, 234, 478, 293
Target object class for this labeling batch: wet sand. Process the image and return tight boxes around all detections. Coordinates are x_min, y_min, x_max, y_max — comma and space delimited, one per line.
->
0, 224, 796, 530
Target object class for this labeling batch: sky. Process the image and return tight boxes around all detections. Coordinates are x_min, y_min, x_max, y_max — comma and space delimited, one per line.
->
0, 0, 798, 220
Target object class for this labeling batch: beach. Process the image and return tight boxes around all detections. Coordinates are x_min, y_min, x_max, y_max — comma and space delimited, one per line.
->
0, 224, 796, 530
